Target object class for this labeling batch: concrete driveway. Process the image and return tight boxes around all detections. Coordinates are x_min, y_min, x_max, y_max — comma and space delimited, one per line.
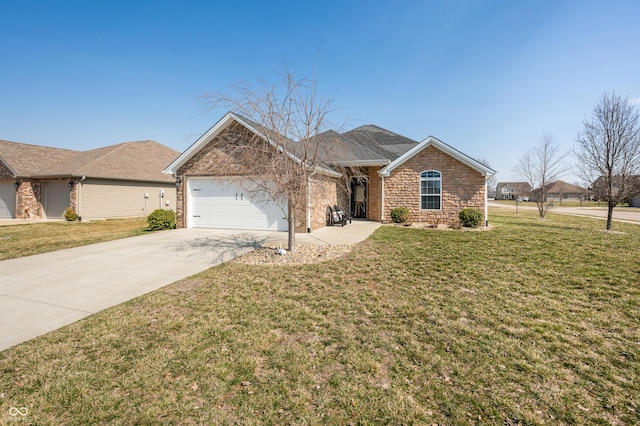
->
0, 221, 380, 351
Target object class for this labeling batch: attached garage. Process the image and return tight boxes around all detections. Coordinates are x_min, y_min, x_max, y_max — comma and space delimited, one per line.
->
188, 178, 287, 231
0, 182, 16, 218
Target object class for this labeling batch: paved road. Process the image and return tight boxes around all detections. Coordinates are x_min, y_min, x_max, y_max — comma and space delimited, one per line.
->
0, 221, 380, 351
489, 202, 640, 224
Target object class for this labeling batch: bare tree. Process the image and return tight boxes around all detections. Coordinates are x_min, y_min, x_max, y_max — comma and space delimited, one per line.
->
515, 133, 568, 219
200, 71, 353, 252
574, 91, 640, 230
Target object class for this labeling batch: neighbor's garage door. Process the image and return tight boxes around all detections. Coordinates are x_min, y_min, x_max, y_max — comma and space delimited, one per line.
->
43, 181, 70, 219
0, 182, 16, 218
188, 178, 287, 231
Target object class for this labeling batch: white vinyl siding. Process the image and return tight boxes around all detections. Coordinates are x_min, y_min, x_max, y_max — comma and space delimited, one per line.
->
188, 177, 287, 231
0, 181, 16, 218
80, 179, 176, 220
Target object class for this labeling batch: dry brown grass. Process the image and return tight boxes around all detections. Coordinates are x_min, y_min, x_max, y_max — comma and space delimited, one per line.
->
0, 210, 638, 424
0, 218, 148, 260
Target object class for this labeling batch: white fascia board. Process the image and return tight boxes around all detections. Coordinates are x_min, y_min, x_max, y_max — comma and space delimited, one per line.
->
163, 112, 240, 175
329, 159, 391, 167
378, 136, 496, 177
315, 165, 342, 178
163, 111, 341, 179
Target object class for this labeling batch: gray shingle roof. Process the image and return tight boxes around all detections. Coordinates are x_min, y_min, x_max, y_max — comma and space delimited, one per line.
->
496, 182, 532, 193
342, 125, 419, 162
0, 139, 179, 182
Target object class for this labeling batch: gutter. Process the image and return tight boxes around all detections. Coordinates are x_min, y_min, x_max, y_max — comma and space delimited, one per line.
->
381, 176, 385, 223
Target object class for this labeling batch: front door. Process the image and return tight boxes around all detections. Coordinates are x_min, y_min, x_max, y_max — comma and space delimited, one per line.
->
350, 177, 367, 219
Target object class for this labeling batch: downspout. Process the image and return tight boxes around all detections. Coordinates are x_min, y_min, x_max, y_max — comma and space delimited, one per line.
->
381, 176, 385, 223
78, 176, 85, 220
484, 177, 489, 227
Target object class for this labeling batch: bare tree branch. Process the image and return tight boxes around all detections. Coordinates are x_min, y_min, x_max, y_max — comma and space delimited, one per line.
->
515, 133, 568, 218
199, 69, 355, 251
574, 91, 640, 230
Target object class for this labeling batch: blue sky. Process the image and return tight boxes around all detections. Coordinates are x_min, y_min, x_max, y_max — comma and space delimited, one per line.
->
1, 0, 639, 183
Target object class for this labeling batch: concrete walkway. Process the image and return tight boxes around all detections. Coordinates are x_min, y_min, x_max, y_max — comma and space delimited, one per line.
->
0, 220, 380, 351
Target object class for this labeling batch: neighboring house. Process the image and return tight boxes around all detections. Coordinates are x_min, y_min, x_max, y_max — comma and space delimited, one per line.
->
164, 112, 496, 232
495, 182, 531, 201
529, 180, 593, 203
0, 139, 179, 220
592, 175, 640, 207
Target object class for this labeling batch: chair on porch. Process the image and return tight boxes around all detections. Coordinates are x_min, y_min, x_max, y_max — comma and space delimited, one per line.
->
327, 205, 350, 226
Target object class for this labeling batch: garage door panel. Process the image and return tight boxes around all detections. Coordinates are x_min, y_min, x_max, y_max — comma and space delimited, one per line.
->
0, 182, 16, 218
189, 178, 287, 231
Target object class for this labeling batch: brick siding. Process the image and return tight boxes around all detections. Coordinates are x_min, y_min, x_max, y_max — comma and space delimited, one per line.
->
382, 146, 485, 225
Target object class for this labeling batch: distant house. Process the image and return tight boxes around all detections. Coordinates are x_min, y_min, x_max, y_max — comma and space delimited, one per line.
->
529, 180, 593, 203
592, 175, 640, 207
0, 139, 179, 220
495, 182, 531, 201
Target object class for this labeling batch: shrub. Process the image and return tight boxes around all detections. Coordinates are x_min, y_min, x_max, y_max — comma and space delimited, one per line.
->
147, 209, 176, 231
64, 207, 78, 221
459, 208, 482, 228
390, 207, 412, 224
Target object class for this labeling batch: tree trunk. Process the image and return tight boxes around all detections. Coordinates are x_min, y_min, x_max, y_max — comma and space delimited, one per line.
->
606, 202, 614, 230
287, 199, 296, 252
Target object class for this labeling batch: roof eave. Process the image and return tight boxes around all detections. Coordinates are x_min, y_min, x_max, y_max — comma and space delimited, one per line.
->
378, 136, 496, 177
329, 159, 391, 167
164, 112, 241, 175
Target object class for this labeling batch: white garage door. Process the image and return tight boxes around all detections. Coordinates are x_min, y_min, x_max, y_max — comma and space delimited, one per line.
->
0, 182, 16, 218
189, 178, 287, 231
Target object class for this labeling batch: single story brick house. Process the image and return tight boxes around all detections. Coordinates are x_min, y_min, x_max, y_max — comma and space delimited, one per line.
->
0, 139, 179, 220
529, 180, 593, 203
164, 112, 495, 232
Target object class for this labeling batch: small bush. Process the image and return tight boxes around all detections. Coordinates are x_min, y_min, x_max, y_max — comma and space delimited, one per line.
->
459, 208, 482, 228
147, 209, 176, 231
64, 207, 78, 221
390, 207, 412, 224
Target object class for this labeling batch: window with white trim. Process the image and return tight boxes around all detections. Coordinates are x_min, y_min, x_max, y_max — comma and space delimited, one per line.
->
420, 170, 441, 210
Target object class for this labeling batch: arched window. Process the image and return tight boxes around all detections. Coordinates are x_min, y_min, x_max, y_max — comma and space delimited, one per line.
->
420, 170, 441, 210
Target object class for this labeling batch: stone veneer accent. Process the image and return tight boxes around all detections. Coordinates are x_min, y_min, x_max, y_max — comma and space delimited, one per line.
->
382, 146, 485, 225
15, 180, 43, 219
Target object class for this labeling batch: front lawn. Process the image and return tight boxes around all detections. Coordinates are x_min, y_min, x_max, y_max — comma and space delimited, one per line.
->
0, 218, 148, 260
1, 210, 638, 424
